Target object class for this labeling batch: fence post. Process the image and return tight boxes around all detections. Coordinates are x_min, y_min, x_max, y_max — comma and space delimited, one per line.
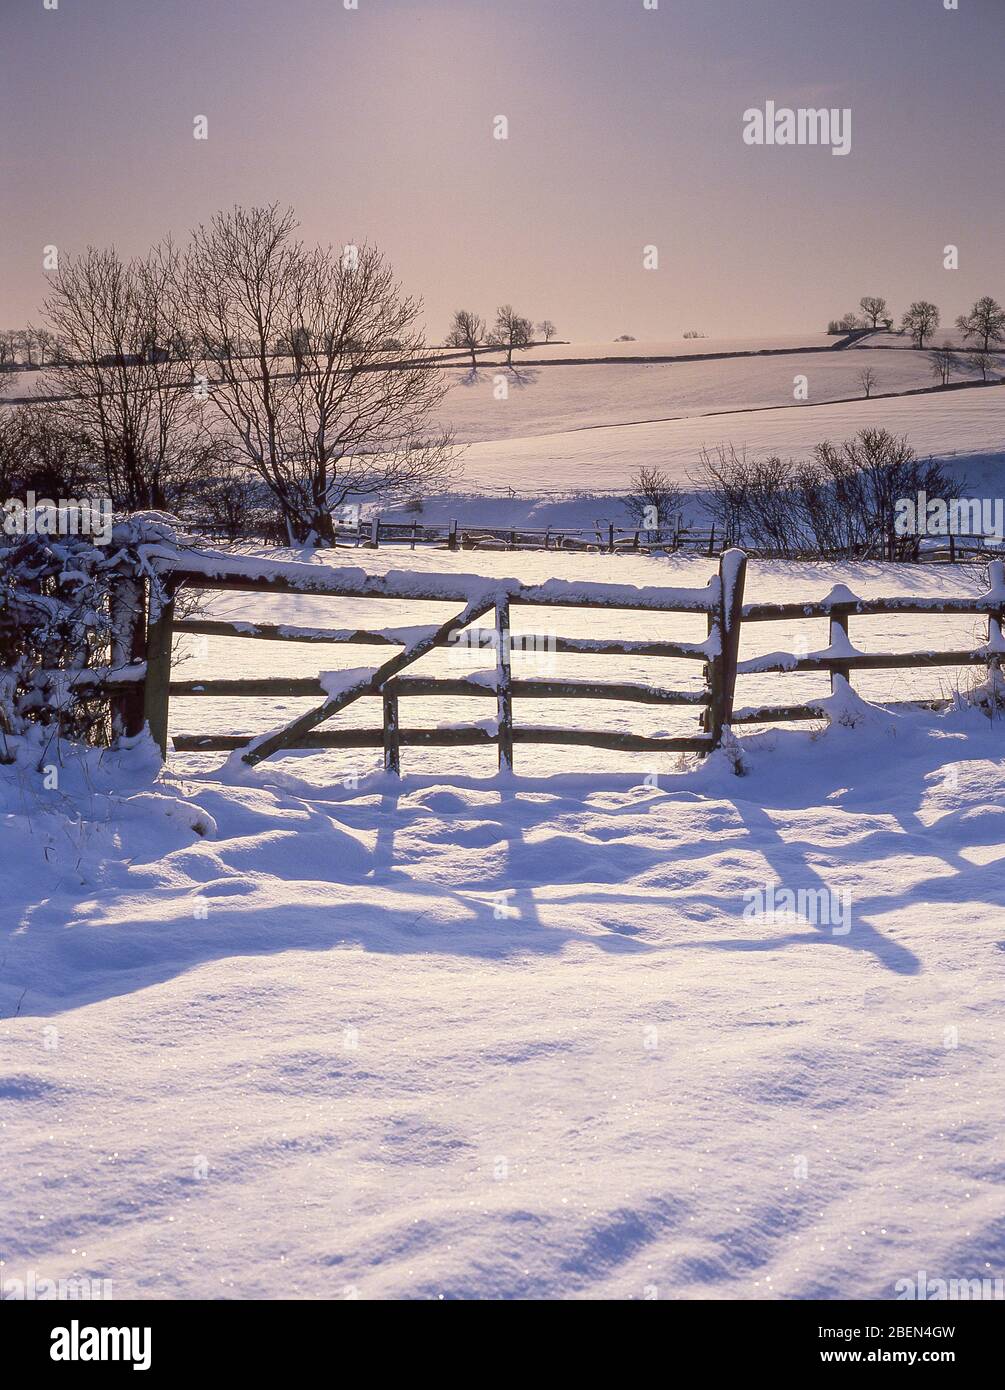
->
382, 684, 401, 775
448, 519, 458, 551
495, 596, 514, 772
608, 523, 615, 554
371, 516, 380, 548
109, 573, 147, 740
829, 607, 852, 694
704, 549, 747, 750
142, 576, 177, 760
987, 560, 1005, 691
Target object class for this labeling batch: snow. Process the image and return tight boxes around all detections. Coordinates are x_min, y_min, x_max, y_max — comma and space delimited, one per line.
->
435, 348, 978, 447
5, 342, 1005, 1303
446, 388, 1005, 501
319, 667, 377, 699
3, 696, 1005, 1299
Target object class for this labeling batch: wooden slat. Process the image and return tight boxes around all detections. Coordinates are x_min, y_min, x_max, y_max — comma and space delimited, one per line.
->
172, 619, 712, 660
515, 728, 711, 753
171, 677, 325, 696
733, 697, 954, 725
174, 619, 401, 645
172, 726, 712, 754
168, 674, 711, 704
742, 596, 1001, 622
169, 561, 718, 615
740, 649, 995, 674
173, 727, 494, 752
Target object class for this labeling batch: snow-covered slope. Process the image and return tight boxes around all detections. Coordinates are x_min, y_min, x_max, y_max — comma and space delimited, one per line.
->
439, 387, 1005, 506
3, 698, 1004, 1299
437, 351, 993, 446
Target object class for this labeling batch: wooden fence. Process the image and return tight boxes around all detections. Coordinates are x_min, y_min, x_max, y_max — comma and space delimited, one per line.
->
188, 514, 1004, 565
189, 515, 717, 555
91, 549, 1004, 774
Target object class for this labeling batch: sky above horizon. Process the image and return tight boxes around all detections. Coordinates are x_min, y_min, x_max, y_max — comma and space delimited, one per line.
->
3, 0, 1004, 343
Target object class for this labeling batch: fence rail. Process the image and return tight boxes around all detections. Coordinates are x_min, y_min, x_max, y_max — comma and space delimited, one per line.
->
183, 514, 1005, 565
82, 548, 1005, 775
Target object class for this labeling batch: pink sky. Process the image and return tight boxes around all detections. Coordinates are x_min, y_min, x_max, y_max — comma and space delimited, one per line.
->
3, 0, 1004, 342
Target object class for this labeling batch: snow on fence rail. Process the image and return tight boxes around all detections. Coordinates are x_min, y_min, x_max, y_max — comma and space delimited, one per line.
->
91, 548, 1004, 774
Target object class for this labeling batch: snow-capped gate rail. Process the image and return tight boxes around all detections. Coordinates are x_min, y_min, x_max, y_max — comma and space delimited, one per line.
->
732, 561, 1005, 727
102, 549, 1004, 773
126, 548, 744, 769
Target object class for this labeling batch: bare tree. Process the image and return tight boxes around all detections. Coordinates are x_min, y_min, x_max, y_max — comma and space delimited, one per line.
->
690, 430, 959, 558
2, 330, 22, 368
33, 328, 55, 368
16, 328, 38, 368
858, 367, 878, 399
955, 296, 1005, 353
972, 351, 1000, 383
173, 205, 456, 544
0, 402, 98, 500
625, 465, 683, 533
688, 444, 753, 548
536, 319, 557, 344
859, 296, 888, 330
929, 341, 960, 386
490, 304, 534, 367
446, 309, 485, 368
42, 243, 215, 510
901, 300, 940, 349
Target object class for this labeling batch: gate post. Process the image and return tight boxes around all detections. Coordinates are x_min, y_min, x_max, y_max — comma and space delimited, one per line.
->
495, 596, 514, 772
382, 685, 401, 775
142, 576, 177, 760
987, 559, 1005, 693
704, 549, 747, 750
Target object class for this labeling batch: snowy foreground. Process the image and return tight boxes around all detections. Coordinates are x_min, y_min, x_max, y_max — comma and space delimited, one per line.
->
3, 660, 1005, 1295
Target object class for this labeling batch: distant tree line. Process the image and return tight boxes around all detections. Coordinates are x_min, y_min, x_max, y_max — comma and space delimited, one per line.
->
444, 308, 557, 367
827, 294, 1005, 353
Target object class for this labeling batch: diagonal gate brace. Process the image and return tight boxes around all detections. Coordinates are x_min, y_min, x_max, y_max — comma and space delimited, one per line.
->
240, 590, 499, 765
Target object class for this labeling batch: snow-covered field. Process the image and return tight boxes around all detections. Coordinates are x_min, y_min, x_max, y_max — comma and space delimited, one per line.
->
413, 340, 1004, 527
437, 348, 992, 446
447, 388, 1005, 503
3, 706, 1004, 1299
4, 548, 1004, 1300
4, 338, 1004, 1303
